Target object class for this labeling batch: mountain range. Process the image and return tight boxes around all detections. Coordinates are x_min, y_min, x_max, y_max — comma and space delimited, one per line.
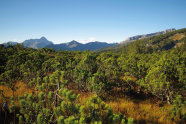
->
2, 28, 179, 51
2, 37, 117, 51
46, 40, 117, 51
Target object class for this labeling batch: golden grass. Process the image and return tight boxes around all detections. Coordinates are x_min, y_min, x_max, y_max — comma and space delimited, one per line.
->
0, 82, 33, 104
170, 33, 185, 41
73, 89, 174, 124
77, 91, 94, 106
71, 85, 175, 124
107, 97, 175, 124
174, 42, 184, 48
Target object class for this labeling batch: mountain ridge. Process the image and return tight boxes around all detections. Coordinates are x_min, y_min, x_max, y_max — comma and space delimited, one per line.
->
2, 28, 180, 51
2, 37, 117, 51
121, 28, 176, 44
101, 28, 186, 53
46, 40, 117, 51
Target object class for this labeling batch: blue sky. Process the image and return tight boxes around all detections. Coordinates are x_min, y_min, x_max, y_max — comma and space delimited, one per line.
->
0, 0, 186, 44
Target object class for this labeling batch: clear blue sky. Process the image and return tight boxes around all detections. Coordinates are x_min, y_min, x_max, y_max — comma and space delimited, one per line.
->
0, 0, 186, 44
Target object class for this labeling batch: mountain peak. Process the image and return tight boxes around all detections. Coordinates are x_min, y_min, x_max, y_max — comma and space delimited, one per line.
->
23, 37, 53, 49
70, 40, 79, 44
66, 40, 80, 46
40, 36, 47, 40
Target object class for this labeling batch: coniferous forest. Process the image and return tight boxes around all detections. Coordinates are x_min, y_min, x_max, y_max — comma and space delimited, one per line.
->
0, 28, 186, 124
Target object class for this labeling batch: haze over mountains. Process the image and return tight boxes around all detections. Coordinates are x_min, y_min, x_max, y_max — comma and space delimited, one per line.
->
2, 28, 178, 51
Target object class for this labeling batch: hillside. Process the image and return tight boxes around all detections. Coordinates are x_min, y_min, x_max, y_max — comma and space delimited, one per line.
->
121, 28, 176, 44
100, 28, 186, 52
126, 28, 186, 52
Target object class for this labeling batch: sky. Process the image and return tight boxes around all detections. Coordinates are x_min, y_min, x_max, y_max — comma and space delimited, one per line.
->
0, 0, 186, 44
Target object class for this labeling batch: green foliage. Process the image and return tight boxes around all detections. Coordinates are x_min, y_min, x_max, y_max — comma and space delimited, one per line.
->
170, 95, 186, 122
1, 29, 186, 123
86, 95, 127, 123
48, 91, 54, 101
18, 115, 24, 123
38, 92, 45, 101
37, 113, 46, 124
57, 116, 64, 124
17, 79, 128, 123
127, 118, 134, 124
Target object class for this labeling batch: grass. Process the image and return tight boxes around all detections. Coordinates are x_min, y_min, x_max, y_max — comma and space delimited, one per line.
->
107, 97, 174, 124
0, 82, 33, 105
74, 90, 175, 124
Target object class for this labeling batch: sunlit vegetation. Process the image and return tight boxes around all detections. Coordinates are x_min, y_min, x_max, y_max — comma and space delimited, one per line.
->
0, 28, 186, 123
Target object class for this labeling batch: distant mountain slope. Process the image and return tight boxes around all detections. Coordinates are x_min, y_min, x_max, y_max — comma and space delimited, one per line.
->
121, 28, 176, 44
23, 37, 53, 49
2, 37, 117, 51
46, 40, 117, 51
144, 28, 186, 51
100, 28, 186, 53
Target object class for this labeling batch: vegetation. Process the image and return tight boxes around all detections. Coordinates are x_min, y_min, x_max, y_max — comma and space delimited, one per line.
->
0, 28, 186, 123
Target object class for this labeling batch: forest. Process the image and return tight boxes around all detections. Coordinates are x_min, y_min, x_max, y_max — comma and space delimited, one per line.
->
0, 28, 186, 124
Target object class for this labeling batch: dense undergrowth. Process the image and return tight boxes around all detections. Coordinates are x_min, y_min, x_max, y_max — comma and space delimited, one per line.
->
0, 82, 178, 124
0, 28, 186, 123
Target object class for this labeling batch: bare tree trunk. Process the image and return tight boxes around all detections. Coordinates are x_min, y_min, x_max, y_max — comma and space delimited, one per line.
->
55, 83, 60, 107
166, 89, 171, 104
55, 92, 58, 107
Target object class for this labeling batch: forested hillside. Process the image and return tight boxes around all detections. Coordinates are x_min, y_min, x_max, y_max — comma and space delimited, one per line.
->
99, 28, 186, 52
0, 28, 185, 124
